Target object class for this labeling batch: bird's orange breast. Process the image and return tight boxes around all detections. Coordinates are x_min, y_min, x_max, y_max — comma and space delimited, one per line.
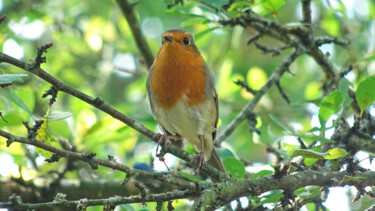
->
150, 44, 207, 109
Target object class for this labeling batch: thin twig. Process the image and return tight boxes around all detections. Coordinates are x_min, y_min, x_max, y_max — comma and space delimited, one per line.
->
216, 48, 303, 144
276, 81, 290, 104
115, 0, 154, 69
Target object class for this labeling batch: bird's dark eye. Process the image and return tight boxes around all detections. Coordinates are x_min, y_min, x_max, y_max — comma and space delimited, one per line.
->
183, 37, 190, 45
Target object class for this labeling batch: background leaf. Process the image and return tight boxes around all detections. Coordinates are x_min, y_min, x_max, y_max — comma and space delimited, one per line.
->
356, 76, 375, 110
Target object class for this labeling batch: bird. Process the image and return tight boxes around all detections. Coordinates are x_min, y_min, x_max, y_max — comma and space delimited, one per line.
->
146, 28, 226, 175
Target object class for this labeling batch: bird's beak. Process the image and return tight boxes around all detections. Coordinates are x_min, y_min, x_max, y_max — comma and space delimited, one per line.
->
164, 35, 173, 42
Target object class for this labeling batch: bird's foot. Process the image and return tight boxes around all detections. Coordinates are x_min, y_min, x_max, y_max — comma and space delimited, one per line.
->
191, 151, 205, 176
154, 133, 182, 172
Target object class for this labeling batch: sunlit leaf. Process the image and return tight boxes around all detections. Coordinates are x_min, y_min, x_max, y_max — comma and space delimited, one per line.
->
304, 158, 318, 166
35, 118, 57, 158
292, 148, 347, 160
356, 76, 375, 110
324, 148, 348, 159
247, 67, 268, 90
184, 144, 197, 156
361, 54, 375, 62
304, 81, 321, 100
320, 14, 340, 36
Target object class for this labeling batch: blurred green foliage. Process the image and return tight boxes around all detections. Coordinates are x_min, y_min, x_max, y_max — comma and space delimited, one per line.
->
1, 0, 375, 210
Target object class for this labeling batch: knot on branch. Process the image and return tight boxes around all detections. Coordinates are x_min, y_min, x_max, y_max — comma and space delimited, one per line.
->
77, 198, 88, 210
34, 43, 53, 68
273, 164, 289, 179
9, 194, 22, 205
23, 120, 44, 139
107, 155, 117, 162
156, 200, 163, 211
245, 111, 261, 135
167, 200, 174, 211
93, 97, 104, 106
280, 190, 297, 209
42, 86, 58, 106
45, 154, 61, 163
82, 152, 98, 169
6, 138, 14, 147
53, 193, 67, 204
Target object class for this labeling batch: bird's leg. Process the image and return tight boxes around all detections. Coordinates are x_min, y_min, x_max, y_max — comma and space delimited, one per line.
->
154, 133, 182, 171
193, 136, 205, 176
154, 133, 182, 153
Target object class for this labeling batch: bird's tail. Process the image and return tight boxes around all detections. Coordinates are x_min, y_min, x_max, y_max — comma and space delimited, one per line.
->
207, 147, 226, 173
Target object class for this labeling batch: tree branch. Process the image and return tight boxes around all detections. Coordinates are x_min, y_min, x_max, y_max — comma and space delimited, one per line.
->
115, 0, 154, 69
0, 129, 196, 190
0, 51, 225, 181
0, 190, 195, 210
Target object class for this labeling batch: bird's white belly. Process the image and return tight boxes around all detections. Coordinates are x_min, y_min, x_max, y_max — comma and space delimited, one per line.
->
153, 94, 215, 141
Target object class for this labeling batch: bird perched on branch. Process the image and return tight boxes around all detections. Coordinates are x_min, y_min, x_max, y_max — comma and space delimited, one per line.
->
146, 28, 226, 175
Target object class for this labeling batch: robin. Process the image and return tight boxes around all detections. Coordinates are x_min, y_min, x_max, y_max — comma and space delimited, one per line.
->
146, 28, 226, 175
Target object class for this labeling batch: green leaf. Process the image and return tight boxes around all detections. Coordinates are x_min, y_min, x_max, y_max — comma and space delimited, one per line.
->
228, 2, 251, 11
0, 74, 28, 85
185, 144, 197, 155
338, 78, 354, 107
163, 0, 174, 5
202, 0, 229, 8
292, 148, 347, 160
9, 90, 32, 115
181, 18, 211, 27
222, 157, 245, 178
339, 175, 363, 184
179, 172, 203, 182
261, 0, 285, 12
301, 134, 334, 143
165, 9, 207, 19
361, 53, 375, 62
304, 158, 318, 166
48, 111, 73, 121
292, 149, 326, 159
318, 91, 343, 122
295, 186, 321, 199
251, 170, 274, 178
260, 190, 283, 204
216, 148, 235, 159
324, 148, 348, 159
356, 76, 375, 110
195, 27, 222, 40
